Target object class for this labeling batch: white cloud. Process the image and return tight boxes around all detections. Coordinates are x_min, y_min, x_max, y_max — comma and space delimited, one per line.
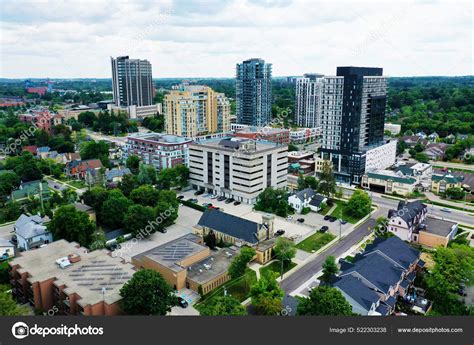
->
0, 0, 472, 78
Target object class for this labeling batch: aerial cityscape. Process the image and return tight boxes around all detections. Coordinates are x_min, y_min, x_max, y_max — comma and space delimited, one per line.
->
0, 0, 472, 343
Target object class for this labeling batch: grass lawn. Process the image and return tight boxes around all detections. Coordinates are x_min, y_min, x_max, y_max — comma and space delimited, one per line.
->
259, 260, 297, 278
318, 203, 331, 215
67, 180, 86, 189
295, 232, 336, 253
329, 200, 366, 224
195, 269, 257, 314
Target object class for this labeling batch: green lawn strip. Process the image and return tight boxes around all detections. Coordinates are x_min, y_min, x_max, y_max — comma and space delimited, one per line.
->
195, 269, 257, 313
422, 199, 472, 212
259, 260, 297, 278
295, 232, 336, 253
328, 200, 364, 224
318, 204, 331, 215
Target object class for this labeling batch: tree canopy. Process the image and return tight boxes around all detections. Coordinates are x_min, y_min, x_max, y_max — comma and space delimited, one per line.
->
297, 286, 352, 316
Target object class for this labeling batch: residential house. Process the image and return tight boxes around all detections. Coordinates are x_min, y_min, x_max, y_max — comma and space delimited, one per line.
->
431, 174, 463, 194
387, 200, 427, 242
105, 167, 131, 183
288, 188, 315, 213
0, 238, 15, 260
423, 143, 449, 160
11, 180, 50, 202
55, 152, 81, 165
332, 236, 425, 315
428, 132, 439, 142
22, 145, 37, 155
37, 146, 51, 159
400, 135, 421, 147
308, 194, 328, 212
73, 202, 96, 222
445, 134, 456, 144
416, 131, 427, 139
193, 210, 276, 264
14, 214, 52, 251
65, 159, 103, 180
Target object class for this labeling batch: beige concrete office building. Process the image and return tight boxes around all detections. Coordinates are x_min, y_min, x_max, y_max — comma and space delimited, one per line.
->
189, 137, 288, 204
164, 85, 230, 138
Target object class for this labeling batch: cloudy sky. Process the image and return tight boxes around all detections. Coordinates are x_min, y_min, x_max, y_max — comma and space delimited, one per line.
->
0, 0, 472, 78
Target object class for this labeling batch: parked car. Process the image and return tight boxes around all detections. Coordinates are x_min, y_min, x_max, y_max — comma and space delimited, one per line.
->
440, 208, 451, 213
324, 215, 331, 221
202, 202, 212, 207
233, 201, 241, 206
194, 190, 204, 196
217, 196, 226, 201
177, 195, 185, 200
286, 216, 293, 221
319, 226, 329, 233
225, 198, 235, 204
297, 218, 305, 223
329, 216, 337, 222
340, 219, 347, 225
178, 297, 188, 308
10, 235, 17, 245
210, 194, 218, 199
275, 229, 285, 236
187, 198, 198, 203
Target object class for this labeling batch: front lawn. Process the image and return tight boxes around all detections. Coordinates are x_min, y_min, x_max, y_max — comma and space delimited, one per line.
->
67, 180, 87, 189
329, 200, 367, 224
195, 269, 257, 314
295, 232, 336, 253
260, 260, 296, 278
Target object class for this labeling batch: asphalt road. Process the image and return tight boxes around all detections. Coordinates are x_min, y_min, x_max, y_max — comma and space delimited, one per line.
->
280, 216, 375, 294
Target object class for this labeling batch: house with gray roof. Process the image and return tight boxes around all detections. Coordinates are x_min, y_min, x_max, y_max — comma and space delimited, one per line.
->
105, 167, 131, 183
387, 200, 427, 242
14, 214, 52, 251
332, 237, 423, 316
288, 188, 315, 213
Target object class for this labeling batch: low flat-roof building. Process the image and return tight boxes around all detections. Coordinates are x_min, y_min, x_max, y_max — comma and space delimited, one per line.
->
132, 234, 237, 295
9, 240, 135, 315
413, 217, 458, 248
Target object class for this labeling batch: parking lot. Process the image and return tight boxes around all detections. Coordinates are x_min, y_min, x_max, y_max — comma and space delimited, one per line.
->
114, 205, 203, 263
178, 190, 353, 241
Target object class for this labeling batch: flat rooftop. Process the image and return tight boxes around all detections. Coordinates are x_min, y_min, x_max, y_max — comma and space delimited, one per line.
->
11, 240, 135, 307
419, 217, 457, 237
191, 137, 279, 152
132, 234, 207, 273
186, 247, 239, 285
237, 127, 288, 135
127, 132, 191, 144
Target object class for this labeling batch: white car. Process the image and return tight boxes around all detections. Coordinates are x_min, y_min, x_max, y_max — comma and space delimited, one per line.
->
210, 194, 218, 199
286, 216, 293, 221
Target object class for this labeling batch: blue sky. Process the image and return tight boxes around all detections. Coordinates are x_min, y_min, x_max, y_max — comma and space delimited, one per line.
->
0, 0, 472, 78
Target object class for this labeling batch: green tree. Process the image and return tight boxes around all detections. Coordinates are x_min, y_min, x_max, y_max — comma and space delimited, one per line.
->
414, 152, 429, 163
124, 205, 156, 237
346, 190, 372, 218
3, 152, 42, 182
254, 187, 290, 217
228, 247, 256, 279
0, 285, 28, 316
297, 286, 352, 315
318, 161, 336, 198
273, 237, 296, 278
130, 185, 160, 207
321, 256, 338, 282
126, 155, 140, 173
249, 272, 284, 315
288, 144, 298, 152
80, 141, 110, 167
48, 205, 96, 247
0, 171, 20, 200
120, 269, 178, 315
137, 164, 157, 185
204, 230, 217, 249
445, 187, 465, 200
81, 186, 108, 211
199, 295, 247, 316
100, 189, 133, 229
118, 174, 139, 197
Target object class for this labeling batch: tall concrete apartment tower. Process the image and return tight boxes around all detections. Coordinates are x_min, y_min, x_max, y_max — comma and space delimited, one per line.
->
236, 58, 272, 126
164, 85, 230, 138
319, 67, 388, 184
295, 73, 324, 128
111, 56, 153, 107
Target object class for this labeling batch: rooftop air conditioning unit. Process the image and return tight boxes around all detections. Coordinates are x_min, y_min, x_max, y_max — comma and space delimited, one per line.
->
55, 257, 71, 269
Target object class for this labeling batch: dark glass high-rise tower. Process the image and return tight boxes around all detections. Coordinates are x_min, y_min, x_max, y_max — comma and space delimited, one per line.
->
236, 58, 272, 126
111, 56, 153, 107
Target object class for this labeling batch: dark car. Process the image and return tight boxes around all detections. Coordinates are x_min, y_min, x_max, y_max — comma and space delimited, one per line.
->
340, 219, 347, 225
10, 235, 17, 245
323, 215, 331, 221
329, 216, 337, 223
233, 201, 241, 206
297, 218, 305, 223
275, 229, 285, 236
217, 196, 226, 201
187, 198, 198, 203
319, 226, 329, 233
178, 297, 188, 308
225, 198, 235, 204
194, 190, 204, 196
177, 195, 185, 200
